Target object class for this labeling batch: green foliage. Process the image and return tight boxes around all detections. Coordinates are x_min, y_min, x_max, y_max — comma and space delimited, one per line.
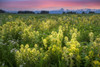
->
21, 25, 40, 46
15, 44, 41, 67
0, 14, 100, 67
1, 21, 27, 44
43, 45, 62, 67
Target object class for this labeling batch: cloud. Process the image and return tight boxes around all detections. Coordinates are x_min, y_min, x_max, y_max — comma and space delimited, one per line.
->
0, 0, 100, 10
0, 0, 29, 2
0, 0, 100, 2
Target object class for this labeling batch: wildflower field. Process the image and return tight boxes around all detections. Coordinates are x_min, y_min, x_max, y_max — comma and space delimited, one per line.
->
0, 14, 100, 67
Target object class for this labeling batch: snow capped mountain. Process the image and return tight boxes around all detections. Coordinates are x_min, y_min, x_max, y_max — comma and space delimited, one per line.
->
34, 11, 41, 14
94, 9, 100, 13
65, 9, 71, 13
49, 8, 64, 14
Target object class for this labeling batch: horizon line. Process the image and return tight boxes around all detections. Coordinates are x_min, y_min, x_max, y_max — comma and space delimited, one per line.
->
0, 8, 100, 11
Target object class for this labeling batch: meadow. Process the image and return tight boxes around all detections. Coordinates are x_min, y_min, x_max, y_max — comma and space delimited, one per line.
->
0, 14, 100, 67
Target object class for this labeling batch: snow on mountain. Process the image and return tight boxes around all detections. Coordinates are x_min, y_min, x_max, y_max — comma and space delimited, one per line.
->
49, 8, 64, 14
94, 9, 100, 13
34, 11, 41, 14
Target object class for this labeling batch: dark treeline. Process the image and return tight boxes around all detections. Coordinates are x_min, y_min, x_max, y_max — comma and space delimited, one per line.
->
65, 11, 95, 14
18, 11, 35, 14
40, 11, 49, 14
0, 9, 5, 13
18, 10, 49, 14
89, 11, 95, 14
18, 11, 49, 14
67, 11, 76, 14
0, 9, 98, 14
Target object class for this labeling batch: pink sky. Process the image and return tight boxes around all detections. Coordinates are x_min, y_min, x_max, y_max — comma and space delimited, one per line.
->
0, 0, 100, 10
